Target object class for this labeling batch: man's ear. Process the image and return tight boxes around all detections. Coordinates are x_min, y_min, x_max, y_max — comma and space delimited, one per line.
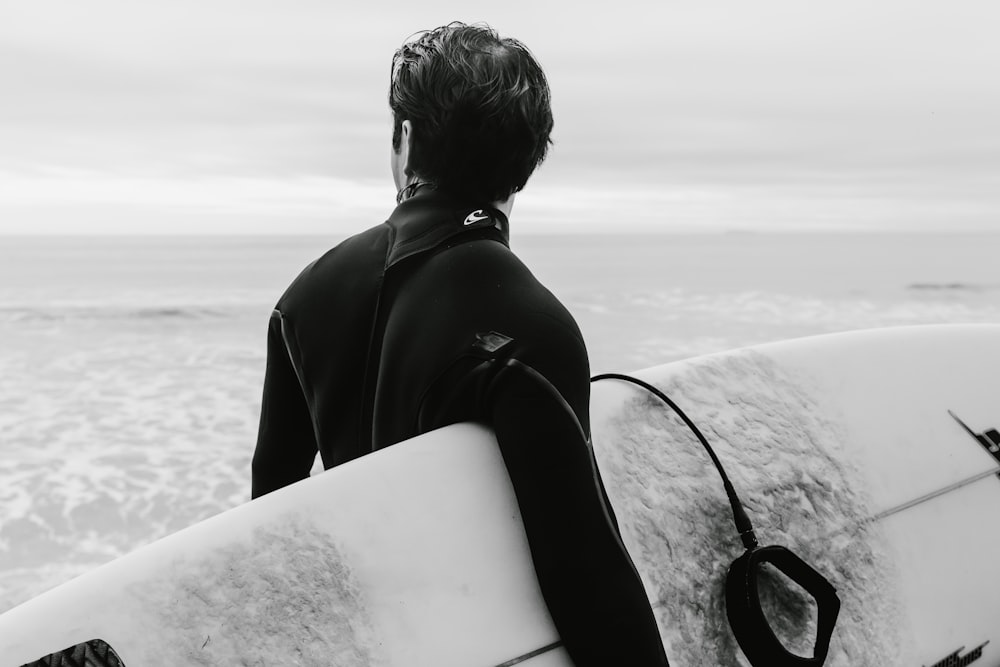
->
391, 119, 417, 191
399, 119, 415, 178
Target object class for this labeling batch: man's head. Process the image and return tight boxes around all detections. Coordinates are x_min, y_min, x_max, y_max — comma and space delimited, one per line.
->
389, 22, 553, 204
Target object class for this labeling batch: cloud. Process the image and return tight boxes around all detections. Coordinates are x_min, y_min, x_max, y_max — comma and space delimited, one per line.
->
2, 0, 1000, 233
0, 169, 394, 234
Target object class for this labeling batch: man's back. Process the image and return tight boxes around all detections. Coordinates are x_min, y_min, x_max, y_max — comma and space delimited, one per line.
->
254, 190, 588, 476
373, 207, 589, 450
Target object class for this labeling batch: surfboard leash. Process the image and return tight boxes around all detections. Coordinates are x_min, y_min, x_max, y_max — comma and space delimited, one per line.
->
592, 373, 759, 550
591, 372, 842, 667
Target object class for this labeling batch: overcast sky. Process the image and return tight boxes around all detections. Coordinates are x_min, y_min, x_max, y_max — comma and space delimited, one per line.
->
2, 0, 999, 234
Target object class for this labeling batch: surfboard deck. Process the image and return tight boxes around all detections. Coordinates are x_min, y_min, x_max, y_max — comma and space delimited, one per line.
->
2, 324, 999, 666
590, 324, 1000, 666
0, 420, 569, 667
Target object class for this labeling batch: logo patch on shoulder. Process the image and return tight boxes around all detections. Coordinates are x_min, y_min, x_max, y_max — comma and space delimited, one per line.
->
463, 209, 491, 226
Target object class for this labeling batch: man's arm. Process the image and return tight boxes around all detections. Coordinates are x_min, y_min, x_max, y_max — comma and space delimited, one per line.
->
251, 310, 318, 499
487, 357, 670, 666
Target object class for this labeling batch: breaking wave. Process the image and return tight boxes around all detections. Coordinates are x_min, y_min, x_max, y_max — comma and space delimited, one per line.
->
0, 305, 240, 323
907, 282, 999, 292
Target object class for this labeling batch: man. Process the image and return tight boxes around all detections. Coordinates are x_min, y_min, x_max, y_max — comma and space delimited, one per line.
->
252, 22, 669, 666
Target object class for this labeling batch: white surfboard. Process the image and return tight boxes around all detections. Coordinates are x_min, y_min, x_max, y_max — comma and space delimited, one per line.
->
590, 324, 1000, 666
2, 324, 999, 667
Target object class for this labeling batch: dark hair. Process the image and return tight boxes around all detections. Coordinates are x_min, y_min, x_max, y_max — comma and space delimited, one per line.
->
389, 22, 554, 203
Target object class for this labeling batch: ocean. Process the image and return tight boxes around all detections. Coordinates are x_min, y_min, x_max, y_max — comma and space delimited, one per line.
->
1, 232, 999, 613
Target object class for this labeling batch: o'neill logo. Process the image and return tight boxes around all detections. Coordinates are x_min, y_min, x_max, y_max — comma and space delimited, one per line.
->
463, 209, 490, 226
924, 641, 989, 667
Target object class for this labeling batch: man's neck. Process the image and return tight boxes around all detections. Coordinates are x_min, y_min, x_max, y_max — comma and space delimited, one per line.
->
493, 195, 514, 219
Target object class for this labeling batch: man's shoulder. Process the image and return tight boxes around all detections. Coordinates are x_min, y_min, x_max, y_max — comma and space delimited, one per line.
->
432, 239, 587, 352
315, 223, 392, 272
277, 223, 391, 310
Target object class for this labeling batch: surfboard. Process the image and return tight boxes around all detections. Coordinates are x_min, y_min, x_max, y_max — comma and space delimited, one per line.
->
0, 420, 569, 667
1, 324, 998, 667
590, 323, 1000, 667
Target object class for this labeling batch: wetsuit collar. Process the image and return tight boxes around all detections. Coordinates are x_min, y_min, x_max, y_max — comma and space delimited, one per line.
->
384, 189, 510, 269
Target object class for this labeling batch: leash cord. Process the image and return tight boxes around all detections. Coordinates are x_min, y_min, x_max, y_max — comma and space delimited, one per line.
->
591, 373, 758, 550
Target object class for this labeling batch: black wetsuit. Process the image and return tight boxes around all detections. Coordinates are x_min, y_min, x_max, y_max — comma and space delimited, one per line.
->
252, 189, 669, 666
